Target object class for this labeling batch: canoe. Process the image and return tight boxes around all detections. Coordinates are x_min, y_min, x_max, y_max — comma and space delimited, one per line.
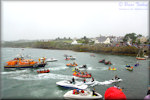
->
64, 90, 102, 99
56, 80, 88, 90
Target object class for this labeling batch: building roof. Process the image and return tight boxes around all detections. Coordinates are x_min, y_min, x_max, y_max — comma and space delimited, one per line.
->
96, 36, 107, 43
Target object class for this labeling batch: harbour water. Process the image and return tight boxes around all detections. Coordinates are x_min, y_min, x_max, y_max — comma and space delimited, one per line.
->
1, 47, 149, 99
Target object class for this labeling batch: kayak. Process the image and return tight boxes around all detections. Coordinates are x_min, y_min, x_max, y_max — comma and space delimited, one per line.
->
56, 80, 88, 90
73, 73, 91, 78
108, 68, 116, 70
64, 90, 102, 99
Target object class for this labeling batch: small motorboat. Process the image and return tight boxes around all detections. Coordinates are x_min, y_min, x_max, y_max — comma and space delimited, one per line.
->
56, 80, 88, 90
45, 58, 58, 62
37, 69, 50, 73
64, 89, 102, 99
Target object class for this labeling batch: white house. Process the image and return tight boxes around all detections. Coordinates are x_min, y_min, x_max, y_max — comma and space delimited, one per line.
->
71, 39, 79, 45
94, 36, 111, 44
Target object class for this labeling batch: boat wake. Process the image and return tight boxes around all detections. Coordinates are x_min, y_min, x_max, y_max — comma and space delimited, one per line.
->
90, 79, 123, 87
11, 73, 78, 80
1, 70, 29, 75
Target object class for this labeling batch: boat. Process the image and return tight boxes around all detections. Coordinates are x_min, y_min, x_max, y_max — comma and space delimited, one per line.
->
73, 72, 91, 78
104, 61, 112, 65
125, 66, 133, 71
4, 57, 46, 69
108, 67, 116, 70
56, 80, 88, 90
79, 65, 87, 69
136, 49, 147, 60
104, 86, 126, 100
66, 63, 78, 67
45, 58, 58, 62
63, 90, 102, 99
67, 56, 76, 60
99, 59, 105, 63
4, 50, 47, 69
37, 69, 50, 73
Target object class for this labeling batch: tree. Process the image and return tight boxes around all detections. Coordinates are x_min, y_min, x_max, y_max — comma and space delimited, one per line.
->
123, 33, 137, 42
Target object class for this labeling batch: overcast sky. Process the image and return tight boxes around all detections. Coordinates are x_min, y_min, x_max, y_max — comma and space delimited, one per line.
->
2, 1, 148, 41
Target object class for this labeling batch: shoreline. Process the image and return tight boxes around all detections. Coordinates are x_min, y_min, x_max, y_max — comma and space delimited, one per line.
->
2, 46, 139, 57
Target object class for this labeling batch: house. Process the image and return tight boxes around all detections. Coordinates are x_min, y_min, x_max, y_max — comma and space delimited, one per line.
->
138, 36, 148, 43
94, 36, 111, 44
71, 39, 81, 45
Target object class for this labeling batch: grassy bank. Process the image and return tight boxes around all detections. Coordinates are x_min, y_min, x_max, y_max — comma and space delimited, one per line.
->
2, 41, 149, 56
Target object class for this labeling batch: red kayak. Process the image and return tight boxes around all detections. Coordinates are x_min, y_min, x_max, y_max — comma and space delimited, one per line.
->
73, 73, 91, 78
104, 87, 126, 100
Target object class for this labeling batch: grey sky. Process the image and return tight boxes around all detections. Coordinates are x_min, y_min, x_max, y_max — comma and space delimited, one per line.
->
2, 1, 148, 41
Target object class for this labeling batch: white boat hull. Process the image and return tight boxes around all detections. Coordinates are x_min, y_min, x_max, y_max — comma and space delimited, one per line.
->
56, 80, 88, 90
64, 90, 102, 99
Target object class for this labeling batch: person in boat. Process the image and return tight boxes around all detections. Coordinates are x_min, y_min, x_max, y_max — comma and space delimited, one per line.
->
147, 86, 150, 95
83, 78, 86, 83
82, 64, 87, 68
91, 77, 94, 82
85, 72, 88, 75
73, 62, 76, 65
72, 77, 75, 84
114, 75, 120, 80
126, 64, 130, 67
92, 88, 97, 96
109, 67, 111, 70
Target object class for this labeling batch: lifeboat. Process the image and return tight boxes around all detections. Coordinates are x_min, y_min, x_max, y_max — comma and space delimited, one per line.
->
73, 72, 91, 78
37, 69, 50, 73
4, 56, 46, 69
